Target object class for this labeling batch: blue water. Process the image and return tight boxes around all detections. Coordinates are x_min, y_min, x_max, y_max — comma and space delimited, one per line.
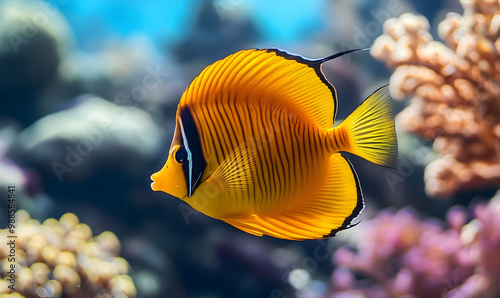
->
56, 0, 326, 50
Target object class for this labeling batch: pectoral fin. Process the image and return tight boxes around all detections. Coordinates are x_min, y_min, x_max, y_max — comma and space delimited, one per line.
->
207, 145, 257, 199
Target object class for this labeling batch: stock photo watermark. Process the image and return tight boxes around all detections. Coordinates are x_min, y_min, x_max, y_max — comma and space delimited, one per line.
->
270, 239, 339, 298
50, 118, 115, 182
213, 0, 243, 21
114, 66, 168, 107
335, 0, 404, 60
5, 186, 17, 291
8, 0, 70, 53
384, 143, 432, 192
51, 65, 168, 182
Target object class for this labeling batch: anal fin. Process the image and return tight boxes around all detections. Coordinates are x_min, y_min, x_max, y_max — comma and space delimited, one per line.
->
222, 153, 364, 240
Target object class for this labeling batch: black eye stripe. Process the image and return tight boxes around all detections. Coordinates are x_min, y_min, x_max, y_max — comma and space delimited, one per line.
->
179, 107, 206, 197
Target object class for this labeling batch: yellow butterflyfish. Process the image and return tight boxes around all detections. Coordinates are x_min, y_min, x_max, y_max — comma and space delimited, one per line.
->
151, 48, 397, 240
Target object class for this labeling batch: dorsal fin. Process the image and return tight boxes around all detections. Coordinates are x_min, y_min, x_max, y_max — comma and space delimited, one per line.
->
180, 48, 365, 129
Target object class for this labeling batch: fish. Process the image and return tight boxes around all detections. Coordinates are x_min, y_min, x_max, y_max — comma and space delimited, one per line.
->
150, 48, 397, 240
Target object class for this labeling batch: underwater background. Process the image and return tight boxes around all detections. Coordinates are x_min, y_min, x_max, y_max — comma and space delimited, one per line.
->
1, 0, 499, 297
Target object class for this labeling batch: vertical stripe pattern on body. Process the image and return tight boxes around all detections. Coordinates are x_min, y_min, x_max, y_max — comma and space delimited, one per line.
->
190, 100, 327, 212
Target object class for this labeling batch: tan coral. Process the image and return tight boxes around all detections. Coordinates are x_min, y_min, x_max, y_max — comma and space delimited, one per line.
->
0, 211, 136, 298
371, 3, 500, 198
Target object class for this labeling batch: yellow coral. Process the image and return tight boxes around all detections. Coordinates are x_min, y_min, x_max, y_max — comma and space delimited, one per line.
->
371, 2, 500, 198
0, 211, 136, 298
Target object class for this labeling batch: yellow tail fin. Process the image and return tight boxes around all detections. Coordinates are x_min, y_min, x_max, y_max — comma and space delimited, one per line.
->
338, 85, 398, 168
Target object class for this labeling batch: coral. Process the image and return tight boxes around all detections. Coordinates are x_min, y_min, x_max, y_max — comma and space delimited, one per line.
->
0, 210, 136, 298
323, 191, 500, 297
371, 1, 500, 198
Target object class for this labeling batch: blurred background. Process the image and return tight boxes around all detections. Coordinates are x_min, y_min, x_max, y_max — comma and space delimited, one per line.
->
1, 0, 499, 297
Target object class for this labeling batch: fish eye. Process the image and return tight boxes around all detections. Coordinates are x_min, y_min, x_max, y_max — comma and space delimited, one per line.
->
174, 146, 189, 164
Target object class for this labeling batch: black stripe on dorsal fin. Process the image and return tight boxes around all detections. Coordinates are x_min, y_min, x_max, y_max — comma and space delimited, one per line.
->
309, 48, 369, 65
266, 48, 368, 65
266, 47, 368, 123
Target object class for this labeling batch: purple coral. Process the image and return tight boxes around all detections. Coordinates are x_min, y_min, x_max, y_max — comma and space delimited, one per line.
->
324, 192, 500, 297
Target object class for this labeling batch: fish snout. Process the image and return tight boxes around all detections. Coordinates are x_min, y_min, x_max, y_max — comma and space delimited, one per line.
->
150, 172, 163, 192
150, 165, 188, 199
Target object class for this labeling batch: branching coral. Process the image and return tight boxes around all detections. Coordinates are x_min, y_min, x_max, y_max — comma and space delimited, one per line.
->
0, 211, 136, 298
371, 0, 500, 198
325, 191, 500, 297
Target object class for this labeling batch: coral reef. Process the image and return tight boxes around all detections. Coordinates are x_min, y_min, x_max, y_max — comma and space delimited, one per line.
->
0, 210, 136, 298
322, 191, 500, 297
371, 1, 500, 198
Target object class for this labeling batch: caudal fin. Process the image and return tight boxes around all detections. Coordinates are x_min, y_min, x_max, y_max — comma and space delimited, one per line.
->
338, 85, 398, 168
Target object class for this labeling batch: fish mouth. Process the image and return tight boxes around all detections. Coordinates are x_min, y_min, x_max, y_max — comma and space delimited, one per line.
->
150, 181, 160, 191
150, 173, 161, 192
151, 179, 187, 200
150, 172, 189, 200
